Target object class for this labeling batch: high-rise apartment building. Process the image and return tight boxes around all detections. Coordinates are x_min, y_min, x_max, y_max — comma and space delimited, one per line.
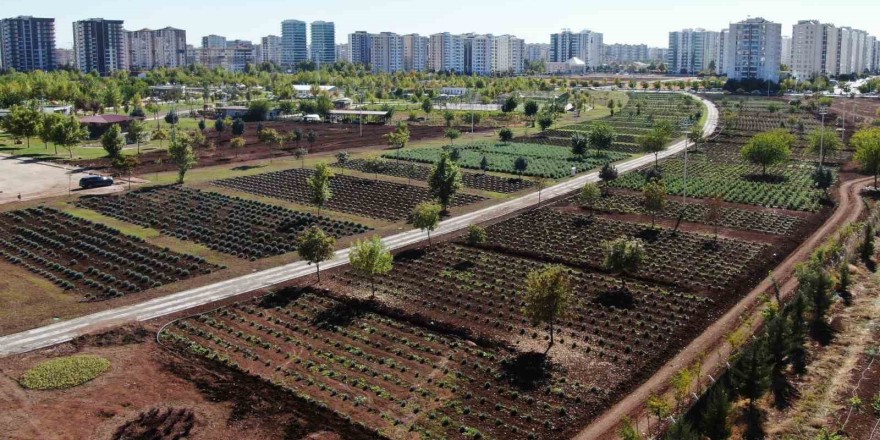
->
781, 36, 792, 67
790, 20, 835, 80
281, 20, 307, 68
370, 32, 403, 73
549, 29, 603, 68
310, 21, 336, 66
493, 34, 524, 74
667, 29, 719, 74
428, 32, 464, 73
724, 17, 782, 82
201, 34, 226, 49
0, 16, 56, 71
73, 18, 125, 75
125, 27, 186, 70
402, 34, 428, 72
604, 44, 650, 63
525, 43, 549, 62
348, 31, 371, 65
260, 35, 282, 65
54, 47, 73, 68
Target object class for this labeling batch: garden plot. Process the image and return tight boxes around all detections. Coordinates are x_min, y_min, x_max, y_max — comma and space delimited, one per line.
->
75, 186, 370, 260
610, 152, 834, 212
0, 207, 220, 301
481, 209, 769, 293
576, 191, 805, 236
213, 169, 487, 221
161, 289, 599, 440
334, 244, 712, 370
385, 142, 629, 179
335, 159, 535, 194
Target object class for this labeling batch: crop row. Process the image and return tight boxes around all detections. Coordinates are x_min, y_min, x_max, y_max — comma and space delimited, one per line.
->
75, 186, 370, 260
336, 159, 534, 194
0, 207, 220, 301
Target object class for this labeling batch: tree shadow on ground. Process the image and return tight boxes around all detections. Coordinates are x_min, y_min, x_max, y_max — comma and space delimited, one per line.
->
312, 302, 366, 330
742, 173, 788, 184
257, 288, 307, 309
394, 248, 426, 263
595, 287, 635, 309
500, 352, 552, 391
810, 323, 836, 347
636, 228, 661, 242
231, 165, 267, 171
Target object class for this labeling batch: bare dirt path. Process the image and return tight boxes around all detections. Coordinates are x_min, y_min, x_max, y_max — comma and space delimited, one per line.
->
574, 175, 874, 440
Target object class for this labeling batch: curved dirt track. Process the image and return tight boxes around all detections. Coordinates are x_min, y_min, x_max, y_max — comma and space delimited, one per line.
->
575, 175, 874, 440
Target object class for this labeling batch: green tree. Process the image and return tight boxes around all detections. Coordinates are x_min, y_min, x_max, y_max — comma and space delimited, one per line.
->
101, 124, 125, 159
618, 417, 642, 440
701, 387, 732, 440
602, 237, 645, 292
349, 236, 393, 299
444, 128, 460, 145
479, 155, 490, 173
514, 156, 529, 178
501, 96, 518, 113
465, 224, 487, 246
145, 102, 160, 129
646, 394, 671, 434
112, 155, 139, 190
664, 420, 699, 440
524, 100, 539, 126
580, 182, 601, 214
443, 110, 455, 127
741, 129, 795, 177
589, 122, 616, 156
102, 85, 122, 113
152, 127, 168, 148
167, 132, 197, 183
428, 151, 462, 212
308, 162, 334, 214
306, 129, 318, 150
807, 128, 843, 167
522, 265, 572, 354
386, 123, 410, 157
421, 97, 433, 114
571, 132, 589, 157
232, 118, 246, 136
335, 151, 350, 175
38, 112, 64, 154
412, 201, 441, 245
859, 223, 875, 267
599, 163, 618, 195
852, 127, 880, 187
643, 181, 667, 228
230, 136, 246, 157
1, 105, 41, 147
639, 127, 671, 168
126, 119, 147, 155
731, 337, 771, 436
499, 127, 514, 142
537, 113, 554, 131
164, 110, 179, 126
214, 117, 226, 141
49, 116, 88, 159
297, 227, 336, 282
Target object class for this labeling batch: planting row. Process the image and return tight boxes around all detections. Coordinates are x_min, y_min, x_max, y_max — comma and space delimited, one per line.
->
578, 191, 804, 236
213, 168, 487, 221
480, 209, 769, 293
75, 186, 370, 260
336, 159, 535, 194
161, 289, 600, 440
0, 207, 220, 301
385, 142, 630, 179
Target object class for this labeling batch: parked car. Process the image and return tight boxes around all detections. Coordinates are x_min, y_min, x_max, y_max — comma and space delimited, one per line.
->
79, 176, 114, 189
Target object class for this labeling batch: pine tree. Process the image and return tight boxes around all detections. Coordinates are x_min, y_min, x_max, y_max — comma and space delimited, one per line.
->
700, 387, 732, 440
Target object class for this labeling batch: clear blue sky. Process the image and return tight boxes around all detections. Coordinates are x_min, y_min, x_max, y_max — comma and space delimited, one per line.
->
7, 0, 879, 49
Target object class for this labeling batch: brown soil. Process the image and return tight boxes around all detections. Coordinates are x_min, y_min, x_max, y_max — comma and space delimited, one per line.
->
68, 122, 492, 176
0, 324, 358, 440
575, 175, 875, 439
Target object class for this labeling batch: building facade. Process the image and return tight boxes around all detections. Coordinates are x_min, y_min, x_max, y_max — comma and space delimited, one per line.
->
54, 47, 72, 68
260, 35, 282, 65
281, 20, 307, 68
428, 32, 464, 73
525, 43, 549, 62
402, 34, 428, 72
201, 34, 226, 49
0, 16, 56, 71
550, 29, 603, 68
348, 31, 371, 65
724, 17, 782, 83
781, 36, 792, 67
310, 21, 336, 66
667, 29, 719, 74
493, 34, 524, 74
604, 43, 650, 63
125, 27, 186, 70
73, 18, 125, 75
370, 32, 403, 73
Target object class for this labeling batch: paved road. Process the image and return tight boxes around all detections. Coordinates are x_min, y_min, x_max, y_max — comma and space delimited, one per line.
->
0, 155, 123, 204
0, 95, 718, 357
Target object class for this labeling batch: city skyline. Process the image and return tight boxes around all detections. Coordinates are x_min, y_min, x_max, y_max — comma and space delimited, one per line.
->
4, 0, 879, 49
